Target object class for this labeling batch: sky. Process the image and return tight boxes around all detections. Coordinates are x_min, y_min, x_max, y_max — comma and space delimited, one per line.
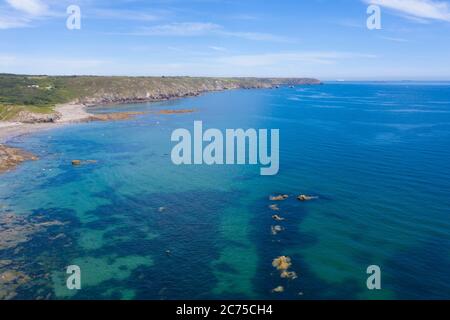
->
0, 0, 450, 80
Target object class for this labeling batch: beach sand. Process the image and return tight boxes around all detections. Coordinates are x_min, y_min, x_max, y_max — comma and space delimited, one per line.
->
0, 103, 92, 143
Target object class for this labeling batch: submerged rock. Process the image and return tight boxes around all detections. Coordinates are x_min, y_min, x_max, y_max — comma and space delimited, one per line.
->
0, 260, 13, 268
270, 195, 289, 201
297, 194, 318, 201
271, 225, 284, 235
269, 204, 280, 211
0, 212, 63, 251
157, 109, 195, 115
272, 286, 284, 293
0, 270, 31, 300
272, 215, 285, 222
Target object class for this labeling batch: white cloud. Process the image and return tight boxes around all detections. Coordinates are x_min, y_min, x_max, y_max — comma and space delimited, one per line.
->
365, 0, 450, 22
379, 36, 409, 42
136, 22, 221, 36
0, 15, 30, 29
91, 8, 164, 22
220, 31, 293, 42
0, 0, 54, 29
123, 22, 293, 42
0, 54, 109, 74
218, 52, 377, 67
209, 46, 227, 51
6, 0, 48, 16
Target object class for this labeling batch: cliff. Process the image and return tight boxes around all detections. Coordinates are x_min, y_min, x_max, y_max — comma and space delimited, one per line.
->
0, 75, 321, 121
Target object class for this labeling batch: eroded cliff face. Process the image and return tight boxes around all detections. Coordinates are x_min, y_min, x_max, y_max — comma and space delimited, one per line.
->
74, 77, 321, 105
2, 76, 321, 122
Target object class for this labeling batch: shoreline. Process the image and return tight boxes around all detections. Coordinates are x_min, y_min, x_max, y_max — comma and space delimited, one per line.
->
0, 82, 318, 173
0, 103, 92, 144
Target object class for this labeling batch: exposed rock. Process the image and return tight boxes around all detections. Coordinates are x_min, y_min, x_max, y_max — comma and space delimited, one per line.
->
270, 195, 289, 201
157, 109, 195, 115
272, 286, 284, 293
269, 204, 280, 211
11, 111, 61, 124
272, 256, 292, 271
272, 256, 298, 280
0, 144, 38, 174
272, 215, 285, 222
86, 112, 147, 122
71, 159, 97, 166
297, 195, 318, 201
281, 271, 298, 280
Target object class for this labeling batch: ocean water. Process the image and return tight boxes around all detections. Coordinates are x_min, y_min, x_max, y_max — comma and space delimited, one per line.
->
1, 83, 450, 300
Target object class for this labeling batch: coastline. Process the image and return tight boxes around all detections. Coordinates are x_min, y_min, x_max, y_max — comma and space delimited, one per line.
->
0, 103, 93, 173
0, 79, 321, 173
0, 103, 91, 144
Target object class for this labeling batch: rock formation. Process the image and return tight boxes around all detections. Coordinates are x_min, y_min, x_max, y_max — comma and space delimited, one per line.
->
0, 144, 38, 174
270, 195, 289, 201
269, 204, 280, 211
297, 194, 319, 201
272, 256, 298, 280
272, 215, 285, 221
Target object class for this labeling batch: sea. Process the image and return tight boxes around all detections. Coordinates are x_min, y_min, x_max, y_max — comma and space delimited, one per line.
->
1, 82, 450, 300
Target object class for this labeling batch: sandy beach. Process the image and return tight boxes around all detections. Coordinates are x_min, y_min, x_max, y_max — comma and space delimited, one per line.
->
0, 103, 92, 143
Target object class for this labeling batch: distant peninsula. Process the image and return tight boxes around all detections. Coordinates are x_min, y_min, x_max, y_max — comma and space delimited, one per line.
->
0, 74, 321, 122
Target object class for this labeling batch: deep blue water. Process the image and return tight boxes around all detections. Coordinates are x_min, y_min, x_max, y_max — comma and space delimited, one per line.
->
1, 83, 450, 299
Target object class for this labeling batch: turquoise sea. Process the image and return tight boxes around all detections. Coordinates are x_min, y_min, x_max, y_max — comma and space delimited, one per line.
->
1, 83, 450, 300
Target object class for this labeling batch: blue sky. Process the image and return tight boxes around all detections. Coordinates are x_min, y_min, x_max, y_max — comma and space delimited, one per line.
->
1, 0, 450, 80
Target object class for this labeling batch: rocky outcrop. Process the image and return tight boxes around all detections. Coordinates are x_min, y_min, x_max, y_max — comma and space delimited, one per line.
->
269, 204, 280, 211
297, 195, 318, 201
71, 160, 97, 166
270, 195, 289, 201
85, 111, 148, 122
0, 144, 38, 173
272, 215, 285, 221
11, 111, 61, 124
272, 286, 284, 293
271, 225, 284, 235
272, 256, 298, 280
157, 109, 195, 115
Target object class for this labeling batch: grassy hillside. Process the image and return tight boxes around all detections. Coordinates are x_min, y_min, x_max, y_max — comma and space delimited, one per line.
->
0, 74, 321, 120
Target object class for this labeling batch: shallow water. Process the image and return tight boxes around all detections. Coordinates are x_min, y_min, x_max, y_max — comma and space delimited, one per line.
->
1, 83, 450, 299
